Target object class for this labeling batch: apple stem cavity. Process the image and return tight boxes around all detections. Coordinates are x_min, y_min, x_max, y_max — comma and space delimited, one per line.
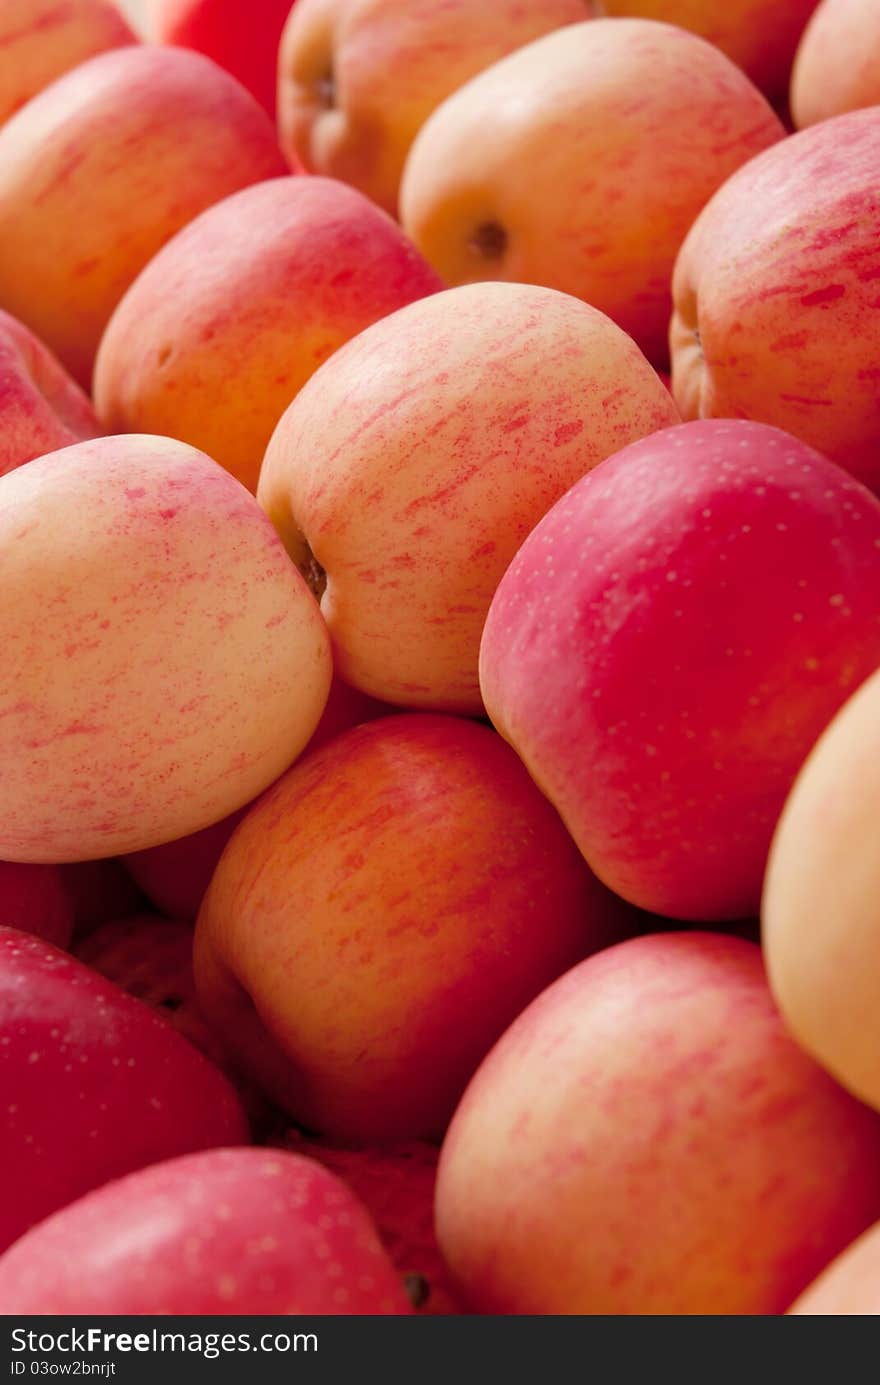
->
315, 66, 335, 111
469, 221, 508, 262
300, 550, 327, 602
404, 1272, 431, 1309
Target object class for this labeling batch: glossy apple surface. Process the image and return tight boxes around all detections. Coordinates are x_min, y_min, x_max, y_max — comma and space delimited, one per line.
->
259, 280, 679, 712
0, 434, 331, 862
436, 932, 880, 1314
480, 419, 880, 920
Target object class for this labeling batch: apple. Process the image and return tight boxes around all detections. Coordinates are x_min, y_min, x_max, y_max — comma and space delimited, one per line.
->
0, 310, 100, 480
194, 713, 632, 1141
0, 1147, 411, 1314
790, 0, 880, 128
283, 1130, 462, 1314
122, 675, 395, 920
0, 0, 136, 128
0, 926, 248, 1253
436, 932, 880, 1314
0, 433, 332, 863
789, 1219, 880, 1313
763, 667, 880, 1116
595, 0, 819, 102
480, 419, 880, 921
0, 862, 74, 949
672, 108, 880, 492
399, 18, 783, 366
0, 45, 285, 388
149, 0, 294, 116
94, 176, 443, 494
278, 0, 594, 216
259, 280, 679, 713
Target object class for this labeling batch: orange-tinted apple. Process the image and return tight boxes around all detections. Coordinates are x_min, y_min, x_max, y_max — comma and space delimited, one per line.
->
0, 45, 285, 387
763, 667, 880, 1116
400, 19, 783, 365
790, 0, 880, 128
597, 0, 819, 101
0, 1148, 411, 1314
150, 0, 294, 115
672, 108, 880, 491
0, 862, 74, 948
0, 310, 100, 479
259, 281, 679, 713
195, 714, 630, 1141
437, 932, 880, 1314
480, 420, 880, 920
0, 0, 136, 127
0, 434, 331, 862
0, 927, 247, 1253
95, 176, 442, 493
789, 1220, 880, 1313
279, 0, 593, 216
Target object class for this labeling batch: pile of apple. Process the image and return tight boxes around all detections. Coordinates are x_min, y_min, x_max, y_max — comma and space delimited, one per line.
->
1, 0, 880, 1319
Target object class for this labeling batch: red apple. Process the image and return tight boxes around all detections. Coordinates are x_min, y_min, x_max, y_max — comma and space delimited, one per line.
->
672, 108, 880, 491
150, 0, 296, 116
258, 280, 679, 713
0, 862, 74, 949
0, 926, 248, 1253
0, 1147, 411, 1314
480, 419, 880, 920
789, 1219, 880, 1313
0, 0, 136, 128
94, 175, 442, 493
0, 310, 100, 479
0, 45, 285, 387
791, 0, 880, 129
436, 932, 880, 1314
195, 714, 631, 1140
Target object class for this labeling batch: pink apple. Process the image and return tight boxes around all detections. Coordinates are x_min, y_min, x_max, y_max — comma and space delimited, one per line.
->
150, 0, 296, 116
790, 0, 880, 128
436, 932, 880, 1314
672, 108, 880, 491
0, 0, 136, 128
0, 1147, 411, 1313
94, 176, 442, 493
0, 45, 285, 387
400, 18, 783, 365
0, 434, 332, 863
195, 714, 632, 1140
0, 310, 100, 479
258, 280, 679, 713
0, 926, 248, 1253
480, 419, 880, 920
0, 862, 74, 949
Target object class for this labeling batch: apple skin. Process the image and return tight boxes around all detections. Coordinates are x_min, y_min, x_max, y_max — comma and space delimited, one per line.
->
278, 0, 593, 217
436, 932, 880, 1315
258, 280, 680, 714
94, 176, 443, 494
672, 108, 880, 492
0, 45, 285, 389
480, 419, 880, 921
0, 0, 136, 128
791, 0, 880, 129
596, 0, 819, 102
0, 926, 248, 1254
122, 676, 396, 921
0, 862, 74, 949
399, 18, 783, 367
194, 713, 631, 1142
0, 310, 101, 479
0, 433, 332, 863
788, 1220, 880, 1314
763, 667, 880, 1116
0, 1147, 411, 1314
149, 0, 294, 116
